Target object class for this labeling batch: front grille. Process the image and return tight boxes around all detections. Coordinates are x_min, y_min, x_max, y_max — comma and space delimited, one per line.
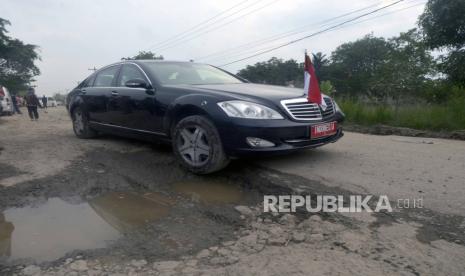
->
281, 97, 335, 121
281, 99, 322, 120
321, 97, 335, 118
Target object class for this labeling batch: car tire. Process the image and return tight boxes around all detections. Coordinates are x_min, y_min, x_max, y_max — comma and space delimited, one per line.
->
72, 106, 97, 139
172, 115, 230, 174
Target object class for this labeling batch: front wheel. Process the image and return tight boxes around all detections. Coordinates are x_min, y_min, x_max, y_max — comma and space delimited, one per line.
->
172, 115, 230, 174
72, 106, 97, 138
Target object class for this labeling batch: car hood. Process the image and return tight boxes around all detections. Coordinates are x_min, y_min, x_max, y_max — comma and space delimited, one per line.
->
190, 83, 305, 101
164, 83, 307, 105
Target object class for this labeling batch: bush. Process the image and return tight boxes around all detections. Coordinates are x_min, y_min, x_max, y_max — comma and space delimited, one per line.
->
422, 82, 465, 104
320, 81, 336, 97
338, 95, 465, 131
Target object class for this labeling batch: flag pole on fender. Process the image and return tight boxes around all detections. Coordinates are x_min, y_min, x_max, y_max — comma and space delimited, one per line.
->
304, 50, 327, 110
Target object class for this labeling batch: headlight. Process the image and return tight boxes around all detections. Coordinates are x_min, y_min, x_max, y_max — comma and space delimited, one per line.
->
217, 101, 283, 119
334, 100, 345, 116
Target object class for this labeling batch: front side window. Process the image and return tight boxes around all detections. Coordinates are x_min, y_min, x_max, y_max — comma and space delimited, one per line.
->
82, 75, 95, 88
118, 64, 147, 87
94, 66, 119, 87
144, 62, 243, 85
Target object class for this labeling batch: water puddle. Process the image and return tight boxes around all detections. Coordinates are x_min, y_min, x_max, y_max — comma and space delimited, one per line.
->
0, 192, 172, 262
89, 192, 172, 233
173, 178, 245, 204
0, 177, 252, 264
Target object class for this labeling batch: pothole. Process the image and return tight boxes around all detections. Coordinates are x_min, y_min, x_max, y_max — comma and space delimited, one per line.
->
173, 178, 245, 204
0, 149, 260, 266
89, 192, 173, 232
2, 190, 217, 262
2, 197, 122, 262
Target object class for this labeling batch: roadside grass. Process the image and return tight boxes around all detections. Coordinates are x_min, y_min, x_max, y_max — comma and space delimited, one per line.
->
338, 98, 465, 131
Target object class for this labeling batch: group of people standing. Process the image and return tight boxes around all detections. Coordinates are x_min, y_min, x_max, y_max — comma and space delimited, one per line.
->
10, 88, 49, 121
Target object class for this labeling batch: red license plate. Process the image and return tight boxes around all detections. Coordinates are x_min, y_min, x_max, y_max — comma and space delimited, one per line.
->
311, 122, 337, 139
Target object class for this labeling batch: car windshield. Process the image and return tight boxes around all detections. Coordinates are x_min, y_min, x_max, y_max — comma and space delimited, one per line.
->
144, 62, 243, 85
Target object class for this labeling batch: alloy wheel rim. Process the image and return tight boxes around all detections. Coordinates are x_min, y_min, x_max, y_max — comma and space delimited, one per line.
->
177, 126, 210, 167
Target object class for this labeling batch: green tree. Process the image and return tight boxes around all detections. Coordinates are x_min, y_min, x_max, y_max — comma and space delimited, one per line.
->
0, 18, 40, 92
122, 51, 163, 60
327, 34, 394, 100
419, 0, 465, 49
440, 50, 465, 85
386, 29, 434, 101
419, 0, 465, 85
311, 52, 329, 82
238, 57, 303, 87
326, 32, 433, 102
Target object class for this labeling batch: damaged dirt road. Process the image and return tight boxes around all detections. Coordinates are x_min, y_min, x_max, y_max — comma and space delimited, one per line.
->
1, 107, 465, 275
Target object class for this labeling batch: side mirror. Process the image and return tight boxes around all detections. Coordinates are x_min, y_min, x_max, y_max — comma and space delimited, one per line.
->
125, 79, 149, 89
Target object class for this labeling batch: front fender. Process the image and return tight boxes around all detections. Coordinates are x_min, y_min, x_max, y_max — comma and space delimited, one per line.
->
162, 93, 230, 135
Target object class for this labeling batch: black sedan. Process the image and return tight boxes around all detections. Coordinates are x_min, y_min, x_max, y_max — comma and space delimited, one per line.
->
67, 60, 344, 174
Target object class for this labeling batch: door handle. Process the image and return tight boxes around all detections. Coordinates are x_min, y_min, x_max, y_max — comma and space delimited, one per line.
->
81, 89, 87, 94
111, 90, 118, 96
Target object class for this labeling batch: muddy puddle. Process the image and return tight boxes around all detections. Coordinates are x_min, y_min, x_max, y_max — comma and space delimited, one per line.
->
0, 175, 252, 264
1, 197, 121, 262
174, 178, 245, 204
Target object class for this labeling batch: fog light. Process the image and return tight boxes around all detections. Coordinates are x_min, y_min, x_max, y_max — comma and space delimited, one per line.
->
246, 137, 275, 148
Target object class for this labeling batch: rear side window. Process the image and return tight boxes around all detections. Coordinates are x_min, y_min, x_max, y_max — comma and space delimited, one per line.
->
118, 64, 147, 87
94, 66, 119, 87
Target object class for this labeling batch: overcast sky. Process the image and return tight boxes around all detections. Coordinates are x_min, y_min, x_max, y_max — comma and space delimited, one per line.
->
3, 0, 426, 96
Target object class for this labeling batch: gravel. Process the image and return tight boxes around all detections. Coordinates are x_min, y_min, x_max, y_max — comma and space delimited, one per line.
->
2, 107, 465, 276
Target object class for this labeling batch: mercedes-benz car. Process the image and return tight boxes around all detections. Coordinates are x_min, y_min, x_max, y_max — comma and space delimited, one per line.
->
66, 60, 344, 174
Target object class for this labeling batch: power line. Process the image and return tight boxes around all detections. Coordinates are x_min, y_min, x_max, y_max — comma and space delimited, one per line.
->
153, 0, 279, 53
210, 0, 425, 63
218, 0, 406, 67
144, 0, 252, 51
152, 0, 281, 53
194, 2, 383, 62
148, 0, 268, 52
331, 0, 426, 31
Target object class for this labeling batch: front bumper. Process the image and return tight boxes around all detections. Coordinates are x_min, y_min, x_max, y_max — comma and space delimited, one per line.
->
218, 112, 345, 157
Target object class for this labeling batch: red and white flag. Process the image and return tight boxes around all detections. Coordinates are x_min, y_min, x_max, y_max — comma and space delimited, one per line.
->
304, 52, 327, 110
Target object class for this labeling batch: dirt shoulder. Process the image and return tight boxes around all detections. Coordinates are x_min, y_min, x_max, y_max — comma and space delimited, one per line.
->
344, 123, 465, 141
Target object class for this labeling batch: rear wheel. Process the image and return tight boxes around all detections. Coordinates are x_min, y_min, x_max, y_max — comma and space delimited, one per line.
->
172, 115, 229, 174
72, 106, 97, 138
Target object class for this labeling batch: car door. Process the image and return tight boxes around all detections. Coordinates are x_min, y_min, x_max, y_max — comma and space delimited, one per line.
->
113, 63, 160, 132
83, 65, 121, 124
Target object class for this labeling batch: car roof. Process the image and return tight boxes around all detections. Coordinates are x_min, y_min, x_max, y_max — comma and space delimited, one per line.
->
131, 60, 209, 66
105, 60, 207, 68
